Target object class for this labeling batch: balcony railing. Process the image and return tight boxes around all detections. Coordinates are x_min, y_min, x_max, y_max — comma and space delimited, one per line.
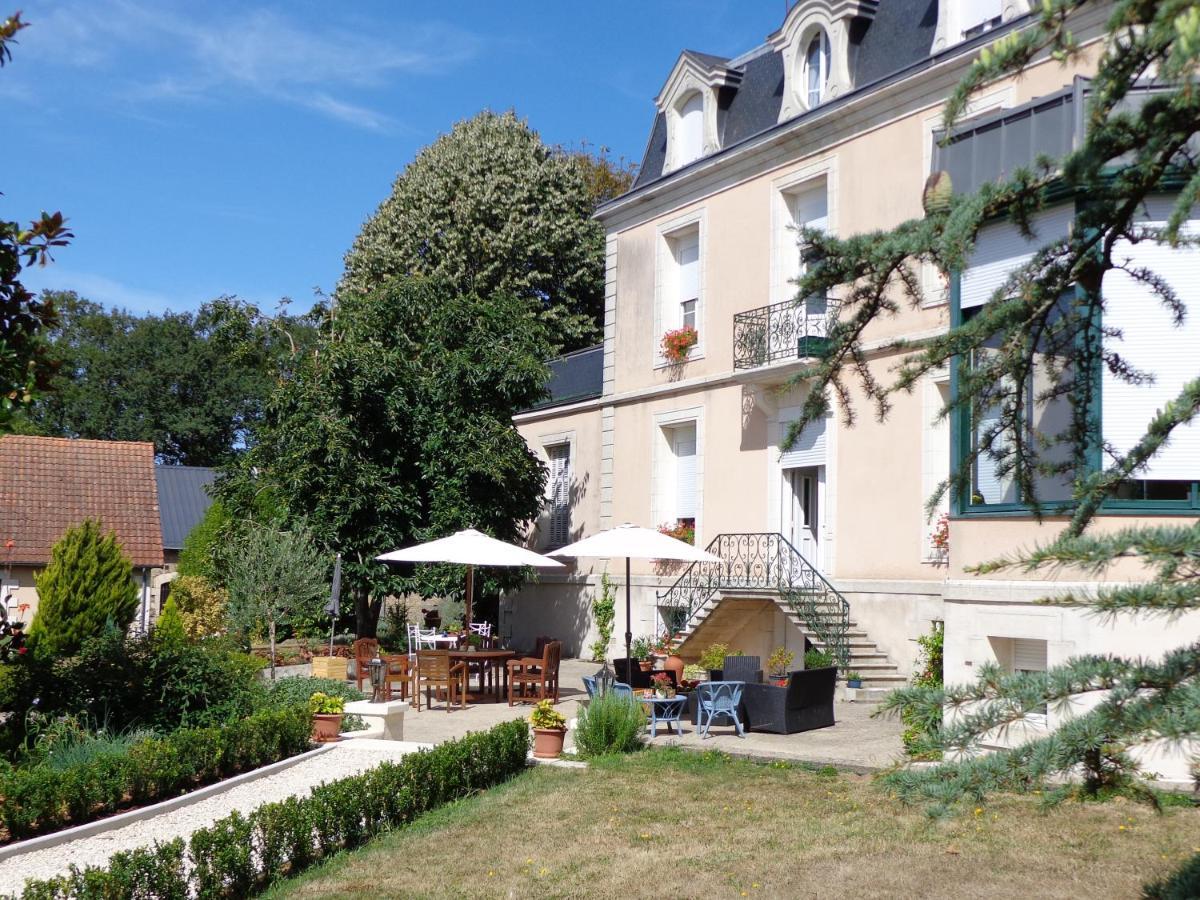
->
733, 296, 836, 370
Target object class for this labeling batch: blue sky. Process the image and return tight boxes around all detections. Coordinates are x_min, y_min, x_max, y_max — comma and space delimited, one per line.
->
4, 1, 783, 316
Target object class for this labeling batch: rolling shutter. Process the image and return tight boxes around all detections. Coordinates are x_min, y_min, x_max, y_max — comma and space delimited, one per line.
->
673, 425, 697, 519
1012, 638, 1047, 672
960, 205, 1073, 310
779, 416, 826, 468
547, 444, 571, 548
1101, 197, 1200, 481
676, 233, 700, 303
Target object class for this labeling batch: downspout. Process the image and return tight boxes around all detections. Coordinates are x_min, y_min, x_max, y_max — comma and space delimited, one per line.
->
141, 568, 150, 633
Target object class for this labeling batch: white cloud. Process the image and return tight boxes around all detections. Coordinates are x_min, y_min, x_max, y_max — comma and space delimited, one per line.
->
22, 267, 181, 315
17, 1, 481, 130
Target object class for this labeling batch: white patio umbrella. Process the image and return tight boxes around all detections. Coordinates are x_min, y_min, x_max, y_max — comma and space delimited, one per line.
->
550, 523, 721, 684
375, 529, 564, 626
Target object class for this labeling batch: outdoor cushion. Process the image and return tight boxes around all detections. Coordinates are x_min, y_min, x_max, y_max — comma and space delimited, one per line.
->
741, 666, 836, 734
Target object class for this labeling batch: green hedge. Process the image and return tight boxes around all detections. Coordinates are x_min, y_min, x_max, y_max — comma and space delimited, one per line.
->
17, 720, 530, 898
0, 707, 312, 842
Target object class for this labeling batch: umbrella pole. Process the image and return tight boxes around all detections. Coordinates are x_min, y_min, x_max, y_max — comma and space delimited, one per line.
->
465, 564, 474, 629
625, 556, 632, 685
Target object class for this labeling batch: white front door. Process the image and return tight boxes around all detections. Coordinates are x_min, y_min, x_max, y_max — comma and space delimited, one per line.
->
785, 466, 821, 570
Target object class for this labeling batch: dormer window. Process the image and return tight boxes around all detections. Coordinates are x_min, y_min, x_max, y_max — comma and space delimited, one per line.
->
676, 93, 705, 168
960, 0, 1002, 38
804, 31, 830, 108
932, 0, 1030, 53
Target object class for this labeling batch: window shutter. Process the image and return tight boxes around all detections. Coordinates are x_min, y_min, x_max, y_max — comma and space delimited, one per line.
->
674, 426, 697, 519
678, 94, 704, 166
676, 233, 700, 303
960, 205, 1072, 309
1102, 197, 1200, 481
547, 444, 571, 548
779, 416, 826, 468
961, 0, 1002, 31
1011, 638, 1047, 672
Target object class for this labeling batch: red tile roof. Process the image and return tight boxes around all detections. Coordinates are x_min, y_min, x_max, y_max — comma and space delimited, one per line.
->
0, 436, 164, 568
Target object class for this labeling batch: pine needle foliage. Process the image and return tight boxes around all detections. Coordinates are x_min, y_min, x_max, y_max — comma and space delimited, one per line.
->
28, 519, 138, 657
782, 1, 1200, 805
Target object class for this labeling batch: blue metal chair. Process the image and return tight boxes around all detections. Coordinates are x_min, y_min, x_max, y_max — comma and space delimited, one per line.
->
696, 681, 746, 738
612, 682, 634, 698
582, 675, 598, 698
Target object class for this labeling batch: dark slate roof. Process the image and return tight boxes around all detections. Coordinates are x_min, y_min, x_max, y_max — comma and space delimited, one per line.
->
155, 465, 215, 551
683, 49, 732, 69
633, 0, 939, 189
525, 345, 603, 412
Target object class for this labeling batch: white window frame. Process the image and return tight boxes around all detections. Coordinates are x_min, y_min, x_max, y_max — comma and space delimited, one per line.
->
921, 368, 952, 563
539, 431, 575, 551
652, 407, 705, 544
654, 209, 706, 368
803, 29, 831, 109
771, 161, 837, 306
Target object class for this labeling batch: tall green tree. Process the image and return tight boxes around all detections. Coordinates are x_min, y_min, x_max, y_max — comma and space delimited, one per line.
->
223, 519, 327, 680
0, 13, 72, 427
222, 277, 550, 637
27, 519, 138, 657
20, 294, 315, 465
787, 1, 1200, 805
341, 110, 605, 352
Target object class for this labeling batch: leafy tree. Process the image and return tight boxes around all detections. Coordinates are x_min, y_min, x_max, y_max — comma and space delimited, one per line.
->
222, 277, 550, 637
0, 13, 72, 427
19, 294, 315, 465
222, 520, 328, 680
564, 142, 639, 209
28, 520, 138, 657
166, 575, 228, 640
153, 595, 188, 645
785, 1, 1200, 805
341, 110, 605, 352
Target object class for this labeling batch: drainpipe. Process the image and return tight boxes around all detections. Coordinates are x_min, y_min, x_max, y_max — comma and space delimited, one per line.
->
140, 568, 150, 633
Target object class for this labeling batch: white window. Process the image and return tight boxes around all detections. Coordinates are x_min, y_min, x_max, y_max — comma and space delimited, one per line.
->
674, 231, 699, 329
961, 0, 1003, 38
1102, 197, 1200, 488
676, 92, 704, 168
546, 443, 571, 549
804, 31, 830, 109
672, 424, 698, 524
1011, 638, 1047, 674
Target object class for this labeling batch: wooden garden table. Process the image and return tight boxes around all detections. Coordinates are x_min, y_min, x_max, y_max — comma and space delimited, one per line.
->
448, 648, 515, 702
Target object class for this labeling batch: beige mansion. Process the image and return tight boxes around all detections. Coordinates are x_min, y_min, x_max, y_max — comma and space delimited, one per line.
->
502, 0, 1200, 777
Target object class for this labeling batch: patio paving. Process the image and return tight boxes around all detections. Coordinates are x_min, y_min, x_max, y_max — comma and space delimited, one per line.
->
371, 657, 906, 771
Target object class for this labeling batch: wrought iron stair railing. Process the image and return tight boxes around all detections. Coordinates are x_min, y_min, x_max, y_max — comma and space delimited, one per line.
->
657, 532, 850, 669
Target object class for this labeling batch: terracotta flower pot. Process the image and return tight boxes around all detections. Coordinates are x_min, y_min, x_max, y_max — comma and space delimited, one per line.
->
664, 654, 685, 683
638, 660, 653, 672
532, 727, 566, 759
311, 713, 343, 742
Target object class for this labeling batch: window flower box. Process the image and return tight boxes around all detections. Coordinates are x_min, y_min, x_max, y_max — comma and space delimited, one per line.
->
661, 326, 699, 363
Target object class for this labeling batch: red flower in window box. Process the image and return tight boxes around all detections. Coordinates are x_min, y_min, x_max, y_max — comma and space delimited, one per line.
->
658, 521, 695, 546
660, 326, 698, 363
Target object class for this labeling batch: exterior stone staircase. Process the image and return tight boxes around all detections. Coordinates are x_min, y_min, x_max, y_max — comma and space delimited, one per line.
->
659, 534, 907, 703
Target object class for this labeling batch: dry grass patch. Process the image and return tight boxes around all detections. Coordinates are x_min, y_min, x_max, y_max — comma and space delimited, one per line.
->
269, 749, 1199, 899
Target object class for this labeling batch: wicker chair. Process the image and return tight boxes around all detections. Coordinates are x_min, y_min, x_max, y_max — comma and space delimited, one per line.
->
414, 650, 467, 712
352, 638, 379, 692
507, 640, 561, 705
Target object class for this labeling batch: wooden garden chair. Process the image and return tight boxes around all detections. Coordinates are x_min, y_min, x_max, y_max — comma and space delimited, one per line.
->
507, 640, 561, 706
352, 638, 379, 691
415, 649, 467, 712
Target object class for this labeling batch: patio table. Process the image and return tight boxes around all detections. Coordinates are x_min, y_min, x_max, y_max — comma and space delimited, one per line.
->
448, 648, 515, 702
640, 693, 688, 738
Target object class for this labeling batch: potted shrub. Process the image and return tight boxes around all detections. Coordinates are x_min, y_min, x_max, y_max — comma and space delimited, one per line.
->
631, 636, 654, 672
767, 647, 795, 685
309, 691, 345, 742
699, 642, 737, 681
661, 325, 699, 363
804, 648, 835, 670
530, 699, 568, 759
846, 671, 863, 689
681, 663, 707, 690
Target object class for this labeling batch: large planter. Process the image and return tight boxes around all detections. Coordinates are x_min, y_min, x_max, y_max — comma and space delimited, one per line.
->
663, 653, 685, 684
311, 656, 347, 680
311, 713, 343, 742
532, 727, 566, 759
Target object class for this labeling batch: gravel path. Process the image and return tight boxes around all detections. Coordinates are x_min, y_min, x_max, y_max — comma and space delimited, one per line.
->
0, 740, 425, 894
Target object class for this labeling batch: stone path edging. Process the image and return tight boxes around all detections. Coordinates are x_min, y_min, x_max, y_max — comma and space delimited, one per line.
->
0, 743, 336, 864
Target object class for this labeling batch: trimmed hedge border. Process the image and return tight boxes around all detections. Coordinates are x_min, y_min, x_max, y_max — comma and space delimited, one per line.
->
15, 719, 531, 898
0, 707, 312, 843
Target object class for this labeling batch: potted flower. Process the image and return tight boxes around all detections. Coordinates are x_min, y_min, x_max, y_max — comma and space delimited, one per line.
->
767, 647, 795, 685
309, 691, 345, 742
650, 672, 675, 699
530, 699, 568, 759
681, 663, 707, 690
804, 648, 836, 671
661, 325, 699, 363
846, 671, 864, 689
631, 636, 654, 672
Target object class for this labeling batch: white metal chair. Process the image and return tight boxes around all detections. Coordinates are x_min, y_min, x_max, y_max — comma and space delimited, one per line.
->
407, 623, 439, 652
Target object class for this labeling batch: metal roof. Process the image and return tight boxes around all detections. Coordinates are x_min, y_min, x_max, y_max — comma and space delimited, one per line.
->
155, 465, 216, 551
524, 345, 604, 412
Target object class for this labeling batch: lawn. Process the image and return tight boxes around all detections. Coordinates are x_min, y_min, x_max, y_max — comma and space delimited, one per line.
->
267, 749, 1199, 899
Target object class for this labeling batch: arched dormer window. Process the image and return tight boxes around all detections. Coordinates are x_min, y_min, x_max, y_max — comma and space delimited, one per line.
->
931, 0, 1031, 52
676, 92, 704, 168
804, 30, 830, 108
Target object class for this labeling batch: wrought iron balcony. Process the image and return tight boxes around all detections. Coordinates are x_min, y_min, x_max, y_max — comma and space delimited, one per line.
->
733, 296, 836, 370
